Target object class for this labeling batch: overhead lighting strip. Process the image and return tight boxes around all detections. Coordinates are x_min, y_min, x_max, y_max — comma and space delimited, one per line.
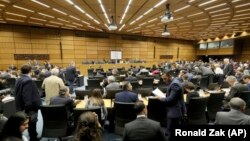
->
30, 17, 46, 22
28, 21, 43, 25
209, 8, 229, 14
198, 0, 217, 7
6, 18, 24, 22
52, 8, 67, 15
97, 0, 110, 24
174, 5, 190, 13
69, 15, 80, 21
120, 0, 133, 24
235, 2, 250, 8
204, 3, 226, 10
31, 0, 50, 8
13, 5, 34, 12
72, 22, 82, 26
57, 18, 69, 23
129, 0, 167, 25
118, 24, 125, 31
65, 0, 100, 25
187, 12, 203, 17
38, 12, 54, 18
5, 12, 26, 17
49, 21, 63, 25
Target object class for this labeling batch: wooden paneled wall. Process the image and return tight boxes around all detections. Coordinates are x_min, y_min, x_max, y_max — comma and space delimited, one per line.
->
238, 37, 250, 61
0, 24, 196, 70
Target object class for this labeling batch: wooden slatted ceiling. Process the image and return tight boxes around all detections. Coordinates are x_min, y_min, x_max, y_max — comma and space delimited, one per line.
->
0, 0, 249, 40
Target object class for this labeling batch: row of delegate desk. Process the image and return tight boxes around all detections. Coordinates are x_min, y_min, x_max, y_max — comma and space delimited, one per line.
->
79, 63, 157, 76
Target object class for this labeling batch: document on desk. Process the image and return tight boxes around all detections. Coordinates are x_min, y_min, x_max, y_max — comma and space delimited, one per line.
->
152, 88, 165, 98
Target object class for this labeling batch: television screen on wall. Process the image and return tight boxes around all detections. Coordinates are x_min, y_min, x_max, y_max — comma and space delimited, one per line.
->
199, 43, 207, 50
110, 51, 122, 60
208, 41, 219, 49
220, 39, 233, 48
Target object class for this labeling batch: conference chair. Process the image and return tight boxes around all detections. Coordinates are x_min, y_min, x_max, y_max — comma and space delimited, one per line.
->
239, 91, 250, 115
200, 76, 209, 89
75, 89, 92, 100
3, 99, 16, 118
147, 98, 167, 127
136, 87, 153, 97
40, 105, 68, 141
187, 97, 208, 125
206, 92, 225, 122
130, 81, 140, 92
141, 77, 154, 88
114, 102, 136, 135
106, 89, 122, 105
86, 79, 102, 90
5, 78, 16, 95
207, 83, 220, 90
73, 107, 102, 129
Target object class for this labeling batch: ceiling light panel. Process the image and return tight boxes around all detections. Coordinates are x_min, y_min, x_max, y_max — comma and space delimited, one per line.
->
97, 0, 110, 24
13, 5, 34, 12
129, 0, 167, 25
5, 12, 26, 18
120, 0, 133, 24
204, 3, 226, 10
52, 8, 67, 15
31, 0, 50, 8
198, 0, 217, 7
38, 12, 54, 18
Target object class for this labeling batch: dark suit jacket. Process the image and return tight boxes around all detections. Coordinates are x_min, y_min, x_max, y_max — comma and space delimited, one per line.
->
223, 63, 234, 76
115, 91, 138, 103
161, 78, 185, 118
14, 75, 41, 112
225, 83, 248, 102
214, 109, 250, 125
123, 117, 166, 141
65, 66, 77, 82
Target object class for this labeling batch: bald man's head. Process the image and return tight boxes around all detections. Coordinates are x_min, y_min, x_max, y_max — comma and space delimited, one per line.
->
229, 97, 246, 111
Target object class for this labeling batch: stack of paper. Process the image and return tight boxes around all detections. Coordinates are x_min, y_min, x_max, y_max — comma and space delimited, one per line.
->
152, 88, 165, 98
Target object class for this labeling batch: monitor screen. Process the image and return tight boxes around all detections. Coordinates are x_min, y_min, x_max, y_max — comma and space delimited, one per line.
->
220, 39, 233, 48
110, 51, 122, 60
199, 43, 207, 50
208, 41, 219, 49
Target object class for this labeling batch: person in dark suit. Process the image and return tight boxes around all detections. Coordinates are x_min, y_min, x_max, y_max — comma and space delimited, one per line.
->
65, 61, 78, 94
223, 58, 234, 78
115, 81, 138, 103
157, 71, 185, 141
223, 76, 248, 109
14, 65, 41, 141
183, 82, 199, 105
215, 97, 250, 125
123, 100, 166, 141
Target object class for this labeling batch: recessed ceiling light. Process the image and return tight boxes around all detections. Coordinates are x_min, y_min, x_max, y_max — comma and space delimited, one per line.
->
174, 5, 190, 13
5, 12, 26, 17
31, 0, 50, 8
198, 0, 217, 7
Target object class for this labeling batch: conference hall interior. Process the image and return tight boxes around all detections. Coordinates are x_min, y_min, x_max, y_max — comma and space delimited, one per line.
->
0, 0, 250, 141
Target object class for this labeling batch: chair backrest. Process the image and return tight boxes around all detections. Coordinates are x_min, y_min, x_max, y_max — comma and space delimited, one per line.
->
207, 92, 225, 121
187, 97, 208, 125
141, 77, 154, 88
3, 99, 16, 118
40, 105, 68, 138
86, 79, 102, 90
190, 78, 199, 85
73, 107, 102, 129
130, 81, 139, 91
106, 89, 122, 99
75, 89, 92, 100
6, 78, 16, 95
239, 91, 250, 115
200, 76, 209, 89
114, 102, 136, 127
220, 81, 229, 88
147, 98, 167, 127
136, 88, 153, 97
87, 69, 94, 77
